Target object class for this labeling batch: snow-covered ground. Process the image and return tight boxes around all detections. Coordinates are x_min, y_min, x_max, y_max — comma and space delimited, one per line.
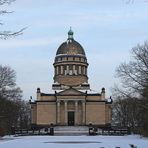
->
0, 135, 148, 148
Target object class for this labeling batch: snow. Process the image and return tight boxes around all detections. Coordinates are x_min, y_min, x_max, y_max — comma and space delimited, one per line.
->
0, 135, 148, 148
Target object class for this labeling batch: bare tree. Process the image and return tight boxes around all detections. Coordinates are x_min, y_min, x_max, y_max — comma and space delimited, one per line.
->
0, 65, 30, 136
0, 95, 30, 135
0, 65, 16, 89
112, 95, 142, 129
113, 42, 148, 136
0, 0, 15, 5
0, 65, 22, 99
116, 42, 148, 97
0, 0, 25, 39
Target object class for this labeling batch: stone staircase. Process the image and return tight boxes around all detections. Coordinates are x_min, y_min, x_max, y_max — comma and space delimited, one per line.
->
54, 126, 89, 136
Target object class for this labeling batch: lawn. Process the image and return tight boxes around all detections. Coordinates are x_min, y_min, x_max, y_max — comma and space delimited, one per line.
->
0, 135, 148, 148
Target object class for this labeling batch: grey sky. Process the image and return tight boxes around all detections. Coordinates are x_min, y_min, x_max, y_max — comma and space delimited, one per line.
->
0, 0, 148, 100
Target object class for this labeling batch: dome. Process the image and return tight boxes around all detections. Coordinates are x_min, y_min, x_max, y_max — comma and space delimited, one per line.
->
56, 40, 85, 55
56, 29, 86, 56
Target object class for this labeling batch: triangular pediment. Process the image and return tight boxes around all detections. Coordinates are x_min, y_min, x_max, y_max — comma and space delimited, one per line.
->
57, 88, 85, 95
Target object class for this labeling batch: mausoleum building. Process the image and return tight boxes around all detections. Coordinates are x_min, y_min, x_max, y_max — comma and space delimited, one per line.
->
30, 29, 112, 127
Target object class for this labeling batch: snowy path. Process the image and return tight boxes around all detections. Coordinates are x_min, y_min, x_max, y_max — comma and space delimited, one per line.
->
0, 135, 148, 148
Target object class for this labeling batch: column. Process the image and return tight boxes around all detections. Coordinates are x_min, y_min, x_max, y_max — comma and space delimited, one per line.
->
79, 66, 81, 74
66, 65, 69, 75
75, 101, 78, 125
54, 66, 56, 75
64, 101, 68, 125
59, 66, 61, 75
82, 101, 86, 125
73, 65, 75, 75
82, 66, 84, 75
57, 101, 60, 124
85, 66, 87, 75
61, 65, 63, 75
56, 66, 59, 75
83, 66, 85, 75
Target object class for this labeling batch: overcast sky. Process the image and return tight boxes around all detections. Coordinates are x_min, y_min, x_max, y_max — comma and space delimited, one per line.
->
0, 0, 148, 100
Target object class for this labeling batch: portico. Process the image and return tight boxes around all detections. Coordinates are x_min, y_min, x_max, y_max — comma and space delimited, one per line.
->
56, 99, 86, 126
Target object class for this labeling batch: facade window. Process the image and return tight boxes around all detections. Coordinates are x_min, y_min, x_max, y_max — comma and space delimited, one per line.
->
68, 57, 73, 61
63, 65, 78, 75
73, 65, 77, 75
75, 66, 79, 75
75, 57, 79, 61
64, 65, 69, 75
59, 66, 61, 75
69, 70, 73, 75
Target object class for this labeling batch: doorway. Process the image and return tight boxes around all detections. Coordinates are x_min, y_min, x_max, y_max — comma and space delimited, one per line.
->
68, 111, 75, 126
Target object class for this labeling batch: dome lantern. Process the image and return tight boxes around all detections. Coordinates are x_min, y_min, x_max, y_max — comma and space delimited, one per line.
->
68, 27, 74, 40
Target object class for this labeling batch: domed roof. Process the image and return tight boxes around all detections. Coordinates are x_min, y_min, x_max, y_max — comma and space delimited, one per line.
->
56, 29, 86, 56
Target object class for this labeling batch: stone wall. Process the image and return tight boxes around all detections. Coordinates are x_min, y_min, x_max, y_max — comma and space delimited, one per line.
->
36, 102, 56, 125
86, 102, 106, 125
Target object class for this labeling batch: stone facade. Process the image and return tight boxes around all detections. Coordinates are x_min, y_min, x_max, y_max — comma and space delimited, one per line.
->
30, 29, 112, 127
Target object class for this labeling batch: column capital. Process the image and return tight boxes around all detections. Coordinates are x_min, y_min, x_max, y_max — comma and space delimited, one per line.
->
75, 100, 78, 104
82, 100, 86, 103
57, 100, 61, 104
64, 100, 68, 104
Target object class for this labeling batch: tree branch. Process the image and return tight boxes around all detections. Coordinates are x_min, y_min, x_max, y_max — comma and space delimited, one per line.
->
0, 27, 27, 39
0, 10, 13, 15
0, 0, 15, 5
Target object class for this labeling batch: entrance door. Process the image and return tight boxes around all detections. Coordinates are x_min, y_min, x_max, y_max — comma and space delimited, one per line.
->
68, 111, 75, 126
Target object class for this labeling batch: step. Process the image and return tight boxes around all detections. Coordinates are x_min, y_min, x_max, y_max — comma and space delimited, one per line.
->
54, 131, 89, 136
54, 126, 89, 136
54, 126, 89, 131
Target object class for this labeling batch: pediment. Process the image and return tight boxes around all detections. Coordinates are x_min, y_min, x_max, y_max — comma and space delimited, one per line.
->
57, 88, 85, 95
